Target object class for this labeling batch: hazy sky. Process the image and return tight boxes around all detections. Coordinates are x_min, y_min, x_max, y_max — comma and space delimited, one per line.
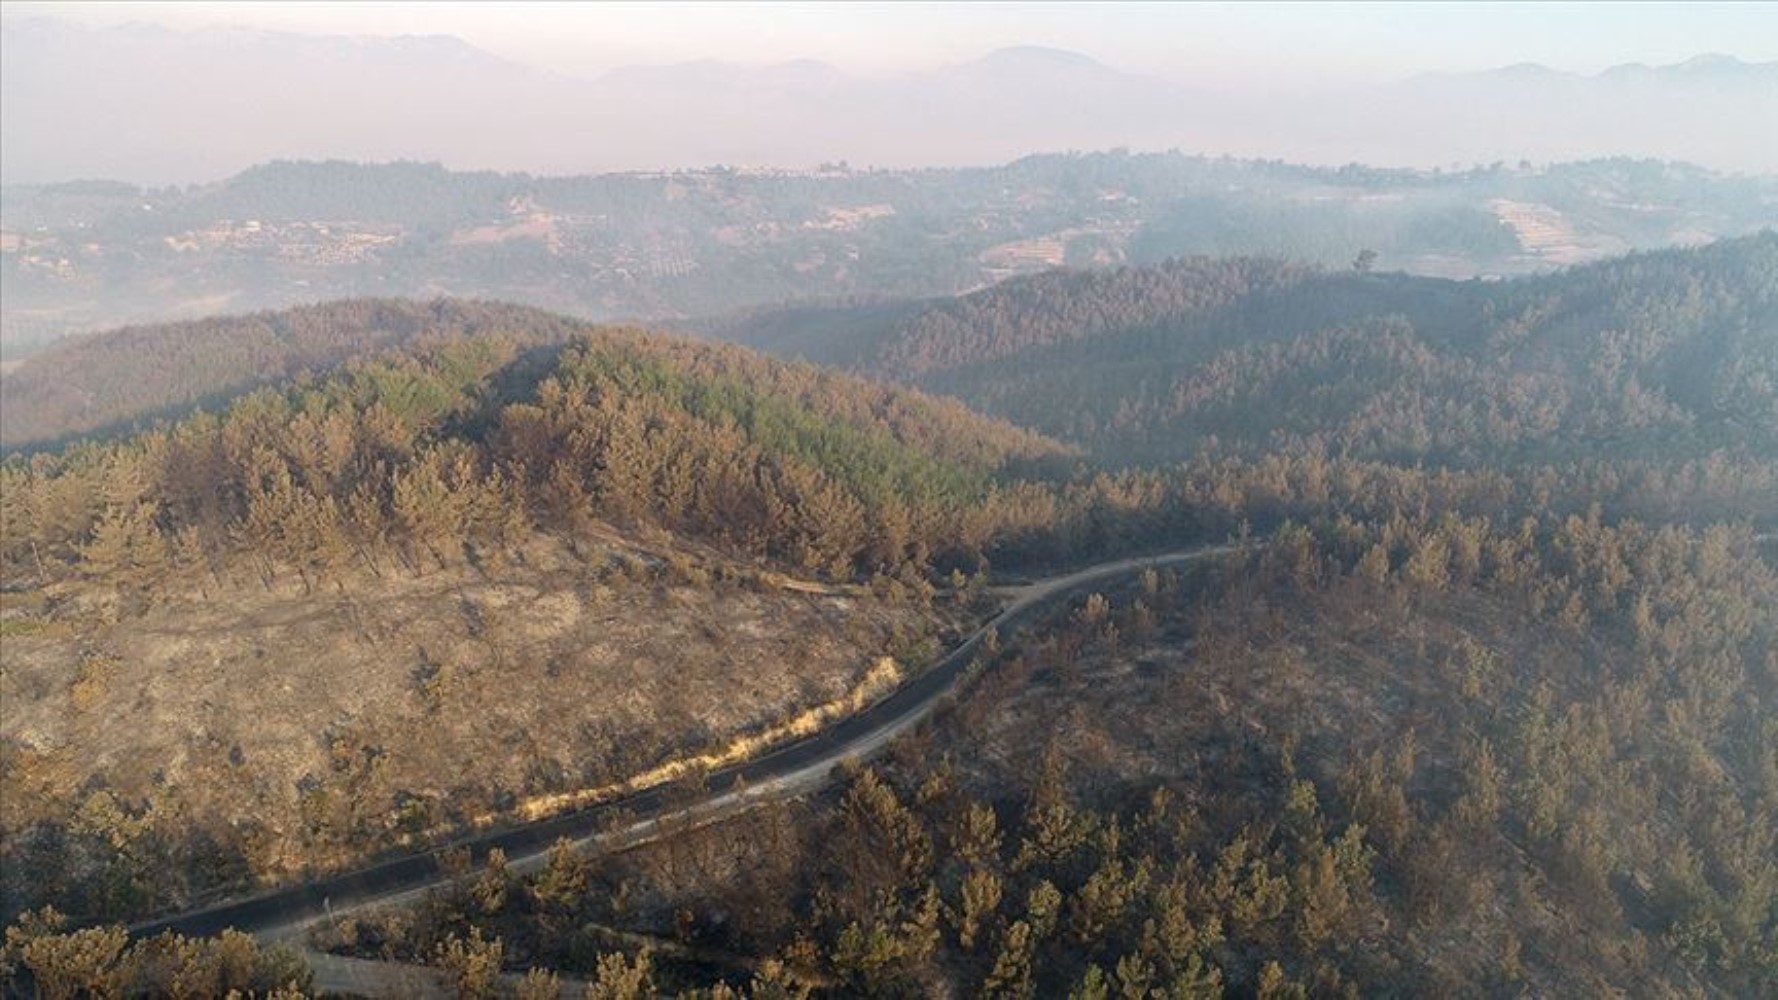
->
9, 1, 1777, 85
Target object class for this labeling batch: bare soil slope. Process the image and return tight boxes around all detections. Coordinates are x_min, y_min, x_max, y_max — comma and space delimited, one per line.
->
1, 532, 943, 919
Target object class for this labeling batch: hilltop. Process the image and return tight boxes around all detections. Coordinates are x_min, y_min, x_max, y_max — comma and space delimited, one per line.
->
0, 302, 1073, 924
0, 298, 586, 449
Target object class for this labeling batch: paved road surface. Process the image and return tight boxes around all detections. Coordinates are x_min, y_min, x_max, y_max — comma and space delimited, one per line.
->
128, 542, 1243, 951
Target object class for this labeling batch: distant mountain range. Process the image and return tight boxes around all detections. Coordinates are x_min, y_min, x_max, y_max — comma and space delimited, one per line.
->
3, 16, 1774, 183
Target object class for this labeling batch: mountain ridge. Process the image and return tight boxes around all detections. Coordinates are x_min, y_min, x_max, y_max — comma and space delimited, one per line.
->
6, 15, 1774, 184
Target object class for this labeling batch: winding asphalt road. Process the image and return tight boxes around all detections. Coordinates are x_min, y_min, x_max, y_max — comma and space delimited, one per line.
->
127, 542, 1243, 945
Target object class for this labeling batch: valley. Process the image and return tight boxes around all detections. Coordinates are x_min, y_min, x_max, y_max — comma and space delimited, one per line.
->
4, 155, 1773, 357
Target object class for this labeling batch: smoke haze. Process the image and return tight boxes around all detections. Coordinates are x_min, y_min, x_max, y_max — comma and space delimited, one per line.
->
4, 15, 1775, 185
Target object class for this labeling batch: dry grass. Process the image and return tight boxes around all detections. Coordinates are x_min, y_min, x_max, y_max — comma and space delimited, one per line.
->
501, 656, 904, 824
0, 532, 940, 884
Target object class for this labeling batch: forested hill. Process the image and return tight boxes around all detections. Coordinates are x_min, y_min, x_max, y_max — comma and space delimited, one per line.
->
0, 305, 1073, 590
871, 256, 1318, 377
0, 299, 590, 449
727, 233, 1778, 468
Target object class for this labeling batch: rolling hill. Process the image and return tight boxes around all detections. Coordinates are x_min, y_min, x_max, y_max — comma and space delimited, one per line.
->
0, 298, 588, 449
4, 245, 1776, 995
0, 302, 1076, 926
721, 233, 1778, 472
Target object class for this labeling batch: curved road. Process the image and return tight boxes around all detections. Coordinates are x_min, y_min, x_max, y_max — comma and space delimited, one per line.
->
127, 542, 1242, 944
